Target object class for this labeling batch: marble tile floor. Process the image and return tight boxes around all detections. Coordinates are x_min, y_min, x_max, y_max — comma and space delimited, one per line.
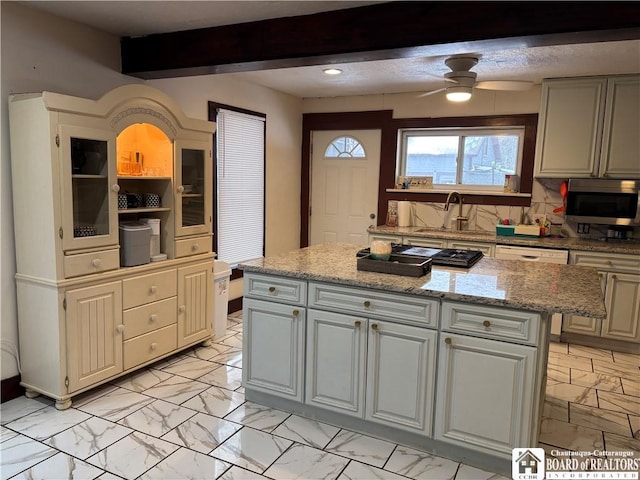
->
0, 312, 637, 480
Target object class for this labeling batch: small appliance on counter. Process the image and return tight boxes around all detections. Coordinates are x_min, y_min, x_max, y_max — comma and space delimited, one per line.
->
119, 221, 151, 267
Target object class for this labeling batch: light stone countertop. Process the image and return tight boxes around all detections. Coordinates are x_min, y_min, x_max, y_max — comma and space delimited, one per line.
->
369, 225, 640, 255
239, 243, 606, 319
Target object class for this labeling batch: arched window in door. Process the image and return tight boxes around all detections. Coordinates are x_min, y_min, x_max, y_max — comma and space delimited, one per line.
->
324, 136, 366, 158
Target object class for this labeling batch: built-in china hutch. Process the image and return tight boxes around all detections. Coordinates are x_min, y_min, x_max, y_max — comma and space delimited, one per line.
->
9, 85, 216, 409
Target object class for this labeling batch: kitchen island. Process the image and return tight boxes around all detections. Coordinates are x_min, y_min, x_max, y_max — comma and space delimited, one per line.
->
238, 243, 606, 476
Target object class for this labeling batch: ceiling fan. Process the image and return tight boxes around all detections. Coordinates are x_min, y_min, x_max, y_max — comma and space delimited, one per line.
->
419, 56, 534, 102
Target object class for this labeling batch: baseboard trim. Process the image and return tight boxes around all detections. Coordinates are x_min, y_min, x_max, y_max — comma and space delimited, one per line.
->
228, 297, 242, 314
560, 332, 640, 354
1, 375, 24, 403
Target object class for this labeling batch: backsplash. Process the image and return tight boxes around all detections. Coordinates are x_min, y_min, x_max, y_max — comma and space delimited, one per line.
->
397, 178, 639, 239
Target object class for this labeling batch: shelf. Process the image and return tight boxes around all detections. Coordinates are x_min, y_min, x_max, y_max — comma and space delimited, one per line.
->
118, 176, 172, 180
72, 174, 107, 179
118, 207, 171, 214
386, 188, 532, 197
182, 193, 203, 198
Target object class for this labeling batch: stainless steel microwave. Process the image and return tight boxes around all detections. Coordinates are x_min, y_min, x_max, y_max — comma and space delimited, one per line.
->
565, 179, 640, 226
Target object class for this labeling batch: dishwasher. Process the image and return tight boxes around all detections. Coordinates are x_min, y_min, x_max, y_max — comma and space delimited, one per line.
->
494, 244, 569, 337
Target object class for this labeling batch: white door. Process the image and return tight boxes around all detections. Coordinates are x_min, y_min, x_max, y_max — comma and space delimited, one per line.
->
310, 130, 381, 245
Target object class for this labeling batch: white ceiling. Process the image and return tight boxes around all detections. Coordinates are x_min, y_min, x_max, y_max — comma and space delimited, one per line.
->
21, 1, 640, 98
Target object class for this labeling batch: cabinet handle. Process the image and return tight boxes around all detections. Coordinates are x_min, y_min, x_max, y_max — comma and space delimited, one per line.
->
603, 173, 609, 177
444, 337, 452, 345
150, 342, 158, 351
371, 323, 378, 331
116, 324, 125, 334
177, 185, 185, 194
111, 184, 120, 193
268, 286, 276, 293
364, 300, 371, 308
611, 274, 617, 280
149, 314, 158, 323
91, 259, 102, 268
178, 305, 186, 313
608, 260, 613, 266
293, 309, 299, 316
354, 320, 361, 328
192, 244, 199, 252
150, 286, 157, 294
483, 320, 491, 328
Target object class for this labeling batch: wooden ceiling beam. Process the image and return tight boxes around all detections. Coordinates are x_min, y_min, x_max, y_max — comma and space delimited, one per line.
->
121, 1, 640, 79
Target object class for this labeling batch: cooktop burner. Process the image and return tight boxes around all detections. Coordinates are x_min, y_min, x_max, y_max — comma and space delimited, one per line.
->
356, 245, 484, 268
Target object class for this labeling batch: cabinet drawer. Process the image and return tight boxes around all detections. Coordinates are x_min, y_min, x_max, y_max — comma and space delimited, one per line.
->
175, 236, 211, 258
123, 269, 177, 309
404, 237, 447, 248
446, 241, 495, 257
441, 301, 540, 345
64, 249, 119, 278
570, 250, 640, 273
124, 324, 177, 370
308, 282, 439, 327
244, 273, 307, 306
123, 297, 177, 340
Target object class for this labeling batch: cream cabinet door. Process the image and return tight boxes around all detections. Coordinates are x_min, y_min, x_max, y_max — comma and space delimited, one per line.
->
435, 333, 536, 457
174, 139, 212, 237
243, 298, 305, 401
177, 262, 213, 347
365, 320, 437, 435
59, 125, 119, 251
534, 78, 606, 178
306, 309, 366, 416
66, 281, 123, 393
602, 273, 640, 342
600, 76, 640, 178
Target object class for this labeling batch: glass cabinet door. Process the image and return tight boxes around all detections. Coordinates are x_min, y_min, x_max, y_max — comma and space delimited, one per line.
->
175, 139, 211, 237
59, 125, 118, 251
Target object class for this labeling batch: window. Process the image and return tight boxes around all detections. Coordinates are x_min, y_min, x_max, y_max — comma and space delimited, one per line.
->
398, 127, 524, 191
324, 136, 366, 158
214, 107, 265, 266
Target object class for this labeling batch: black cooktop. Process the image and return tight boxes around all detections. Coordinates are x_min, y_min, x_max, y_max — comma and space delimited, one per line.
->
357, 244, 483, 268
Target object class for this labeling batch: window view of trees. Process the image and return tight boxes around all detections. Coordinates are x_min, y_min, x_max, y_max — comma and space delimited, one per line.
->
403, 129, 522, 188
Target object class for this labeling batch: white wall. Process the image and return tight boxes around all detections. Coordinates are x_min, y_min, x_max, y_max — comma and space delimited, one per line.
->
1, 3, 303, 380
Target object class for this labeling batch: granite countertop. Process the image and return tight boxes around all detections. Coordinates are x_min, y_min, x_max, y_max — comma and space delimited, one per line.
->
239, 243, 606, 319
369, 225, 640, 255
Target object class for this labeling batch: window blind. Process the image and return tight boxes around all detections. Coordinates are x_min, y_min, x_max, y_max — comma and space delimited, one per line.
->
216, 108, 265, 266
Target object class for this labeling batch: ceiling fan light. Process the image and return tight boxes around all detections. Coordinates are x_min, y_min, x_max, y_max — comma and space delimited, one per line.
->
445, 86, 472, 102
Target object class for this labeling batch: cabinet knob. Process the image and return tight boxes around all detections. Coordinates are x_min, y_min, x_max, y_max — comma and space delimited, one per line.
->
116, 324, 125, 334
371, 323, 378, 331
611, 274, 617, 280
268, 286, 276, 293
177, 185, 185, 194
364, 300, 371, 308
483, 320, 491, 328
603, 173, 609, 177
150, 342, 158, 351
149, 314, 158, 323
444, 337, 452, 345
111, 184, 120, 193
354, 320, 361, 328
91, 259, 102, 268
293, 309, 299, 316
150, 286, 157, 294
192, 244, 199, 252
178, 305, 186, 313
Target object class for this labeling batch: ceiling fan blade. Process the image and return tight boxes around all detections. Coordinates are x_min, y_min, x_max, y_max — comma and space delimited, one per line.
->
475, 80, 534, 91
417, 87, 446, 98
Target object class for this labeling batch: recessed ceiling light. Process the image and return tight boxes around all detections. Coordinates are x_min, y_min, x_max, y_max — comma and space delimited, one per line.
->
323, 68, 342, 75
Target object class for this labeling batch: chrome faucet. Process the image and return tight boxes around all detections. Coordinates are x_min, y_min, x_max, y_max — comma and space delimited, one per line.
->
444, 191, 468, 231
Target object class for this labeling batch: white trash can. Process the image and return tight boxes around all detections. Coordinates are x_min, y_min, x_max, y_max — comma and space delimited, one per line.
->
213, 261, 231, 338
